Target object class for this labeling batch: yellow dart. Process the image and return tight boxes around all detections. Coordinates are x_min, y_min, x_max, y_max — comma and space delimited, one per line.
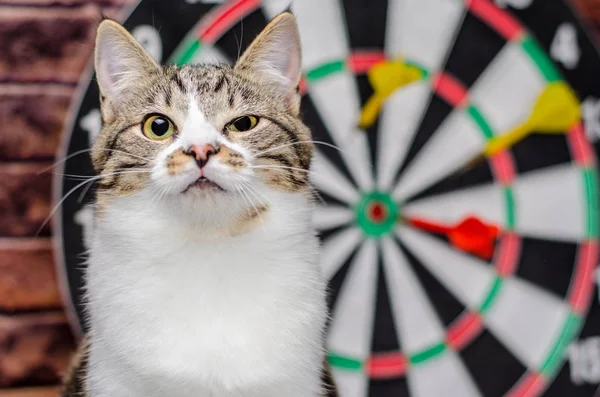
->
358, 58, 423, 129
484, 82, 581, 156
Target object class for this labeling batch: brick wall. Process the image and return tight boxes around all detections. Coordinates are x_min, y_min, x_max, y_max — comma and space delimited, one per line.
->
0, 1, 135, 395
0, 0, 598, 395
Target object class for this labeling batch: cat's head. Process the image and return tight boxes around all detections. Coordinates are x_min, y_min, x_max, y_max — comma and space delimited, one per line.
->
92, 14, 312, 231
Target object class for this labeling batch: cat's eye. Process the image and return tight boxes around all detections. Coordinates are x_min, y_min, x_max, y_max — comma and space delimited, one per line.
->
227, 116, 259, 132
142, 115, 175, 140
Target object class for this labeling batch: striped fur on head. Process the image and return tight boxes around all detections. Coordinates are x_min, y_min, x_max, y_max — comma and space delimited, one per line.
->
92, 14, 312, 229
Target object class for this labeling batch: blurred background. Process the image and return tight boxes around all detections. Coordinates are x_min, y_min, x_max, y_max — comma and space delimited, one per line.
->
2, 0, 600, 396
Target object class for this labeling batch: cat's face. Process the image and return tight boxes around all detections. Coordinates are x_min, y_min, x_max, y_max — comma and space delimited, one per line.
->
92, 15, 312, 230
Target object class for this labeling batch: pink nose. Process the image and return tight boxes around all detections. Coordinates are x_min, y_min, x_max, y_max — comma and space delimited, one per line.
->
187, 144, 216, 167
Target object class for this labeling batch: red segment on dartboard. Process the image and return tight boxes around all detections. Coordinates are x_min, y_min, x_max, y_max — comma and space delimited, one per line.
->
490, 150, 517, 185
446, 311, 484, 350
432, 72, 469, 107
569, 240, 599, 312
406, 216, 500, 259
367, 352, 408, 379
494, 232, 521, 276
348, 50, 387, 74
467, 0, 525, 41
197, 0, 261, 44
368, 201, 387, 224
567, 122, 596, 167
506, 373, 548, 397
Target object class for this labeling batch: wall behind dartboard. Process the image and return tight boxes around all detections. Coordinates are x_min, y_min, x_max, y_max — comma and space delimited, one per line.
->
0, 0, 599, 396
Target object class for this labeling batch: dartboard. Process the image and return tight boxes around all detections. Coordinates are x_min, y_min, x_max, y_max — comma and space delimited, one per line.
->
54, 0, 600, 396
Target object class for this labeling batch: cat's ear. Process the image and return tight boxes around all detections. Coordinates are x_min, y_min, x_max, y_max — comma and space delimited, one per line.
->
95, 19, 160, 102
235, 12, 302, 113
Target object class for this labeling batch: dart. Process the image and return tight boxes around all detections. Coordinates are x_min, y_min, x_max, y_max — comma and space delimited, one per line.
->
403, 215, 500, 260
358, 58, 424, 129
484, 82, 581, 156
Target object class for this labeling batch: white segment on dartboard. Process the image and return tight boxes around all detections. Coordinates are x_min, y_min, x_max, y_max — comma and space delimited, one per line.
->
385, 0, 464, 70
484, 277, 570, 369
381, 237, 446, 353
396, 226, 496, 310
312, 204, 355, 231
319, 226, 364, 280
327, 239, 379, 397
512, 164, 585, 242
392, 111, 486, 202
189, 45, 229, 65
376, 82, 431, 191
263, 0, 375, 191
402, 182, 505, 227
329, 370, 368, 397
469, 42, 546, 135
407, 351, 482, 397
311, 150, 359, 205
377, 0, 465, 191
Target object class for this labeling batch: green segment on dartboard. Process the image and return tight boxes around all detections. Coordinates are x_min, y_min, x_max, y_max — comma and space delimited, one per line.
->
327, 352, 362, 370
177, 40, 202, 65
540, 312, 582, 376
467, 105, 494, 139
521, 35, 562, 82
306, 60, 346, 82
355, 192, 398, 237
409, 342, 447, 365
583, 168, 600, 238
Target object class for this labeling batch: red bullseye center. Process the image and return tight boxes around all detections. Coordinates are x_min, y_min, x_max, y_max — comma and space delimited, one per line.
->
368, 201, 388, 223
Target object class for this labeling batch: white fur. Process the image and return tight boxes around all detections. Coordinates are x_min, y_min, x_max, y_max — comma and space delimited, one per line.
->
85, 97, 327, 397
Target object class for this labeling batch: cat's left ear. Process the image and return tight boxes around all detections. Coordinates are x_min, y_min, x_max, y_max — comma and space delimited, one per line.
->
235, 12, 302, 114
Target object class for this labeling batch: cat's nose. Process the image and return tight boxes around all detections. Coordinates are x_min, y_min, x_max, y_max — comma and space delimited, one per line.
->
186, 143, 217, 168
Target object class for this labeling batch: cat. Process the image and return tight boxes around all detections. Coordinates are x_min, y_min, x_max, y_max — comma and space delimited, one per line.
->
61, 12, 338, 397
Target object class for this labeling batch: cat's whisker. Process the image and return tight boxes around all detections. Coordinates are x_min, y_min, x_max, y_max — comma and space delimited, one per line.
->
36, 174, 105, 236
251, 140, 343, 158
39, 148, 152, 175
249, 164, 322, 178
242, 182, 270, 208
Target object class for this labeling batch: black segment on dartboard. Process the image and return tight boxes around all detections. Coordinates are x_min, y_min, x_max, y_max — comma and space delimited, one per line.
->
443, 11, 506, 88
214, 10, 267, 63
369, 377, 410, 397
545, 363, 599, 397
300, 96, 357, 193
510, 133, 572, 174
325, 239, 360, 328
460, 330, 527, 397
395, 94, 453, 179
341, 0, 388, 179
561, 295, 600, 395
371, 250, 401, 353
60, 0, 218, 333
508, 0, 600, 102
403, 154, 494, 204
515, 237, 577, 299
399, 241, 466, 327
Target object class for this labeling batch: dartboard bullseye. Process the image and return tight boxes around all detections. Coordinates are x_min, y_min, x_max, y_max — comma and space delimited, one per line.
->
55, 0, 600, 396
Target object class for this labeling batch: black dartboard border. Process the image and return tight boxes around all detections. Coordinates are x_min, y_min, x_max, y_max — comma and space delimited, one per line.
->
53, 1, 600, 395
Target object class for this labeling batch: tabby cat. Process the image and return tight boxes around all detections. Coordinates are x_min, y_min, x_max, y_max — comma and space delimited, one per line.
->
61, 12, 337, 397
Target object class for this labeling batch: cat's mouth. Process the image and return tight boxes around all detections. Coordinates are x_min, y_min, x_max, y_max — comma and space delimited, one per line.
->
183, 176, 225, 193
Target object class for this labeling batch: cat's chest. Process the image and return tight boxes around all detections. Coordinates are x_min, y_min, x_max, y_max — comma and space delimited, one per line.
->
86, 221, 326, 393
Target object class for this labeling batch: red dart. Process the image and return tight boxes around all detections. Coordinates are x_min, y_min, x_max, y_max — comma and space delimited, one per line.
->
404, 216, 500, 260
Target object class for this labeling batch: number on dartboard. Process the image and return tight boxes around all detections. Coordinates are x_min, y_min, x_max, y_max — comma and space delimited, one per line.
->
132, 25, 163, 62
550, 23, 580, 69
79, 108, 102, 144
569, 337, 600, 385
584, 97, 600, 142
494, 0, 533, 9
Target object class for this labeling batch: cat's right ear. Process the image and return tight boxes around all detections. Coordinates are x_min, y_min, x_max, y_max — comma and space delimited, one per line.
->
95, 20, 160, 104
